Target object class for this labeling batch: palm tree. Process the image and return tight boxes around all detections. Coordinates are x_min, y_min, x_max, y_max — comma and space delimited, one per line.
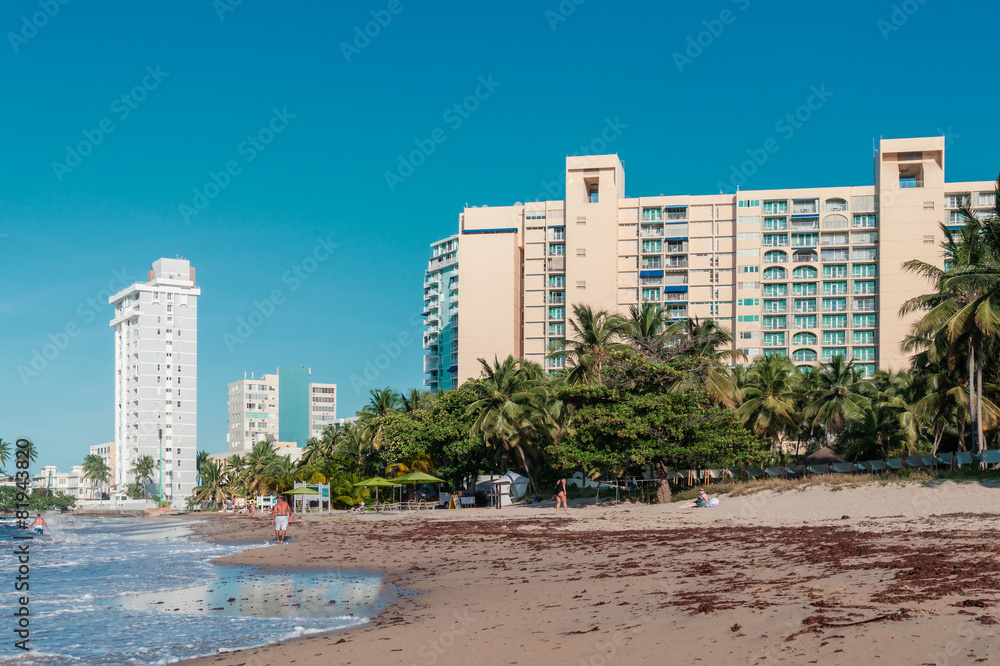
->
81, 454, 111, 499
467, 355, 549, 493
803, 356, 871, 444
0, 439, 11, 473
193, 462, 231, 509
243, 441, 278, 496
737, 355, 801, 450
621, 303, 670, 360
130, 455, 158, 498
358, 387, 401, 450
841, 404, 907, 461
550, 304, 627, 385
386, 451, 434, 478
400, 388, 431, 413
196, 450, 210, 486
665, 318, 745, 408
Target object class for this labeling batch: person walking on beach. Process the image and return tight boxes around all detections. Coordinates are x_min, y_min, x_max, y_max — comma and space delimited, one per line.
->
31, 514, 48, 535
554, 477, 568, 516
272, 496, 291, 544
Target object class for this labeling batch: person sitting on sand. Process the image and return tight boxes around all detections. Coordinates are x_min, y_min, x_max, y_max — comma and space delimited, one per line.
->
350, 502, 366, 513
272, 496, 291, 544
694, 488, 709, 507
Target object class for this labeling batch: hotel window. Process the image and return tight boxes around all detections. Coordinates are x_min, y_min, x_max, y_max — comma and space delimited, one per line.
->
853, 347, 876, 361
977, 192, 996, 207
576, 248, 587, 257
741, 265, 759, 273
821, 249, 849, 262
792, 282, 817, 296
823, 198, 848, 212
793, 332, 817, 346
763, 234, 788, 247
793, 265, 818, 280
738, 200, 760, 208
737, 249, 761, 257
852, 314, 876, 328
764, 250, 787, 264
740, 281, 760, 289
526, 210, 547, 220
762, 200, 788, 214
822, 314, 848, 328
822, 348, 848, 362
549, 275, 566, 288
548, 323, 565, 336
823, 281, 847, 295
737, 298, 760, 307
793, 298, 816, 313
853, 280, 877, 295
738, 232, 760, 241
762, 316, 787, 329
852, 248, 877, 261
853, 330, 875, 345
822, 232, 849, 246
792, 199, 819, 215
576, 281, 587, 290
763, 332, 785, 346
548, 307, 565, 320
792, 348, 818, 362
762, 283, 787, 297
763, 217, 788, 231
737, 216, 760, 225
854, 297, 876, 311
641, 288, 660, 301
822, 330, 846, 345
737, 315, 760, 323
548, 243, 565, 256
852, 214, 878, 228
795, 315, 817, 329
822, 297, 847, 312
852, 264, 877, 278
738, 331, 760, 340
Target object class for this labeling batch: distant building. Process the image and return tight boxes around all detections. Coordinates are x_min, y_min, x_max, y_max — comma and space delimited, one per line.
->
226, 366, 337, 453
109, 258, 200, 506
32, 465, 94, 500
423, 235, 459, 391
89, 442, 115, 492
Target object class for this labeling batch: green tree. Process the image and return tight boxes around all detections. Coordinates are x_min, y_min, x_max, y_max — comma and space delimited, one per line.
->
81, 454, 111, 499
803, 356, 872, 443
550, 305, 628, 385
0, 439, 11, 473
663, 318, 744, 408
620, 303, 670, 360
130, 455, 158, 498
737, 354, 801, 450
193, 462, 231, 509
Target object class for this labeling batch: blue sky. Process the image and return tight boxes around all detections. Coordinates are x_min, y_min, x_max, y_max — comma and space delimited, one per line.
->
2, 0, 998, 470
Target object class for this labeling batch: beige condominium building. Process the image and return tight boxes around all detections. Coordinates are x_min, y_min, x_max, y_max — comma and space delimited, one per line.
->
423, 136, 996, 387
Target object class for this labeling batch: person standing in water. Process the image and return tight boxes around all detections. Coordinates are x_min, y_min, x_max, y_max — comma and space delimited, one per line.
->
31, 515, 48, 535
272, 496, 291, 544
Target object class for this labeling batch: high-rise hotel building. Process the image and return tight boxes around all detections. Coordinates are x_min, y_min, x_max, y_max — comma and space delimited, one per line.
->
226, 366, 337, 453
423, 136, 996, 388
110, 258, 199, 504
423, 235, 460, 391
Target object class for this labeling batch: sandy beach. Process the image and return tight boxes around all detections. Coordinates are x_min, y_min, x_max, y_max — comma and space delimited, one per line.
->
183, 481, 1000, 665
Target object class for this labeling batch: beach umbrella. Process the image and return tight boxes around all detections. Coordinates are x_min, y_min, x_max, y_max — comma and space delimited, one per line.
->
282, 487, 320, 494
393, 471, 445, 484
354, 476, 396, 501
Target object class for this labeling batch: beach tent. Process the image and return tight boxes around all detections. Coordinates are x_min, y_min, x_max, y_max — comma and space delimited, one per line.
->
802, 447, 846, 465
474, 471, 529, 507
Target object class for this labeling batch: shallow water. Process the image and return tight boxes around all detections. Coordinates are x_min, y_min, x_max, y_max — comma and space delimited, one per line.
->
0, 516, 391, 664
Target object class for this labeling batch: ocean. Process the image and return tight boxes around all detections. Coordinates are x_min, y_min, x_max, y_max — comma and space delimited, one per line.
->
0, 516, 392, 664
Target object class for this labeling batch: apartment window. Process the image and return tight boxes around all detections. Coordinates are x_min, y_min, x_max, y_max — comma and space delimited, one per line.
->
762, 284, 787, 297
923, 201, 935, 210
576, 281, 587, 289
642, 240, 662, 253
549, 275, 566, 288
763, 348, 787, 358
738, 200, 760, 208
822, 314, 848, 329
947, 210, 967, 224
642, 207, 663, 221
763, 234, 789, 247
851, 195, 878, 211
738, 331, 760, 340
821, 249, 849, 262
737, 216, 760, 225
764, 250, 787, 264
762, 316, 787, 329
576, 248, 587, 257
822, 297, 847, 312
737, 298, 760, 307
853, 347, 876, 361
526, 210, 547, 220
737, 315, 760, 323
576, 216, 587, 225
823, 198, 848, 212
641, 287, 661, 301
548, 307, 565, 320
795, 315, 818, 329
741, 265, 759, 273
763, 332, 786, 346
793, 332, 818, 346
822, 348, 848, 362
740, 281, 760, 290
792, 199, 819, 215
854, 280, 877, 295
763, 217, 788, 231
793, 298, 816, 313
854, 297, 876, 312
548, 323, 565, 336
823, 281, 848, 295
854, 330, 875, 345
548, 243, 565, 256
852, 264, 877, 278
737, 249, 761, 257
762, 200, 788, 215
977, 192, 997, 207
852, 214, 878, 228
945, 194, 970, 208
822, 330, 846, 345
792, 282, 817, 296
738, 232, 761, 242
852, 248, 877, 261
791, 233, 820, 248
792, 348, 818, 362
922, 235, 935, 245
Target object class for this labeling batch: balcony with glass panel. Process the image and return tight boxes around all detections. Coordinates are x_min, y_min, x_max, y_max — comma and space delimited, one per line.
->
790, 218, 819, 231
822, 281, 848, 295
853, 298, 877, 312
666, 257, 688, 268
763, 217, 788, 231
793, 332, 817, 346
762, 300, 787, 314
792, 266, 818, 280
665, 241, 688, 253
853, 330, 876, 345
851, 264, 877, 278
641, 288, 661, 302
853, 280, 877, 295
793, 298, 817, 313
852, 214, 878, 228
763, 234, 789, 247
640, 276, 663, 286
823, 198, 848, 212
822, 315, 848, 329
822, 298, 847, 312
664, 291, 687, 302
548, 291, 565, 304
794, 315, 818, 329
547, 257, 565, 271
764, 251, 788, 264
791, 233, 819, 247
642, 240, 662, 254
666, 305, 688, 319
821, 232, 849, 246
665, 207, 687, 220
549, 275, 566, 288
664, 272, 688, 285
852, 347, 876, 361
792, 282, 817, 296
852, 248, 878, 261
792, 199, 819, 215
641, 224, 664, 237
762, 284, 788, 297
762, 332, 786, 347
851, 231, 878, 245
792, 250, 818, 263
763, 267, 787, 280
640, 257, 663, 269
792, 348, 818, 362
547, 307, 565, 321
763, 200, 789, 214
641, 207, 663, 221
822, 348, 848, 361
762, 316, 787, 330
853, 314, 877, 328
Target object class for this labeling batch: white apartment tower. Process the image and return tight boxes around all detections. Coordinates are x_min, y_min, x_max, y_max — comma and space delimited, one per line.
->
110, 258, 199, 505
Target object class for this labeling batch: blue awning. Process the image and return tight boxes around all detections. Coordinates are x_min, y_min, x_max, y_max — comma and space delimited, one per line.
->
447, 365, 458, 373
422, 311, 431, 316
462, 227, 518, 234
639, 270, 664, 277
547, 225, 566, 229
791, 214, 819, 219
664, 237, 688, 242
663, 285, 688, 292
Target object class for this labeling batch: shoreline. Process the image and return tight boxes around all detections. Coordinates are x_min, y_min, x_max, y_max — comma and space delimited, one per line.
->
180, 481, 1000, 665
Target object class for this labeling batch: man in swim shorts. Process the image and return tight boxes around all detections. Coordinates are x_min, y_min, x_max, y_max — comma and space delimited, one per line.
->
272, 496, 291, 544
31, 514, 48, 535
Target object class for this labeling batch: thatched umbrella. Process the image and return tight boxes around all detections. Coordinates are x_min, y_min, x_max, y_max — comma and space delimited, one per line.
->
802, 447, 846, 465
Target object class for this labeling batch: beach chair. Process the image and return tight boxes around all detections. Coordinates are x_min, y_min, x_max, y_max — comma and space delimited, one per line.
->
786, 465, 805, 478
764, 466, 785, 478
955, 451, 973, 468
831, 462, 855, 475
920, 455, 936, 468
807, 464, 830, 475
886, 458, 903, 471
904, 456, 922, 469
744, 467, 764, 479
868, 460, 887, 474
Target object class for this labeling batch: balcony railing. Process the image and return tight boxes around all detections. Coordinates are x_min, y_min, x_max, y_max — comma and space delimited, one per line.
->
640, 228, 664, 237
792, 253, 818, 263
899, 179, 924, 189
666, 258, 688, 268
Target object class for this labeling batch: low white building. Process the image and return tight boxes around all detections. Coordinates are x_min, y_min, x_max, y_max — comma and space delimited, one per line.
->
32, 465, 96, 500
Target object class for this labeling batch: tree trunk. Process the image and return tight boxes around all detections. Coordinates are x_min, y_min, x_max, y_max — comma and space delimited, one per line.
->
513, 445, 538, 498
653, 461, 672, 504
976, 337, 985, 453
932, 429, 943, 456
969, 340, 978, 453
